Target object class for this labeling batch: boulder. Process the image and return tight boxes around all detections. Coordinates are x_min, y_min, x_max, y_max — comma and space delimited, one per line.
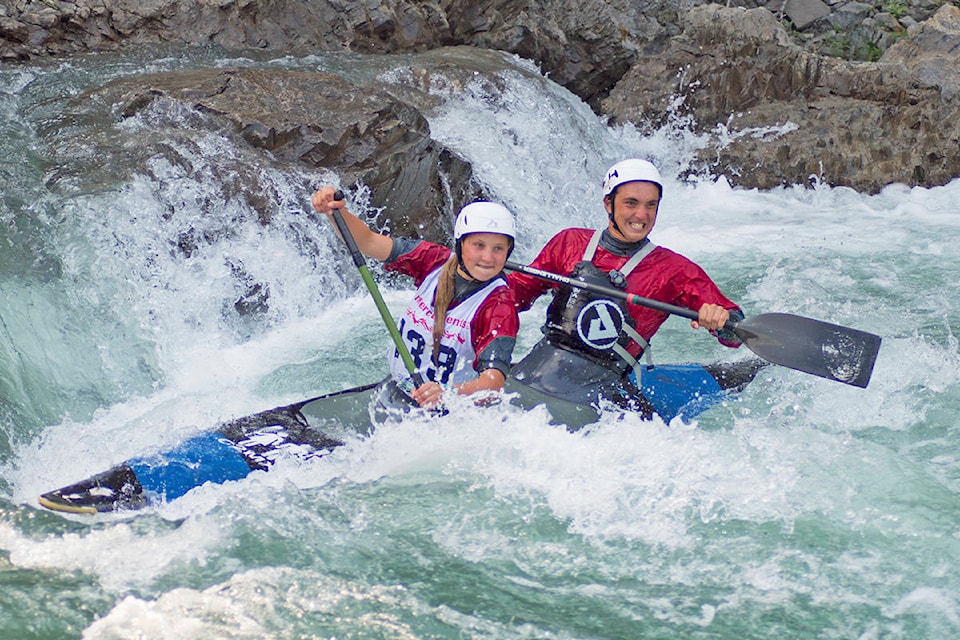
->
881, 4, 960, 102
783, 0, 831, 30
601, 4, 960, 192
42, 65, 481, 242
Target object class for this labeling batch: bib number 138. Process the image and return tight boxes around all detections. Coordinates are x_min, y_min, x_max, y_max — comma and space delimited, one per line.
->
396, 318, 458, 384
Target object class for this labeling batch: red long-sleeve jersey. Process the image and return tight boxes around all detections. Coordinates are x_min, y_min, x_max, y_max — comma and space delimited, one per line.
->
507, 228, 741, 358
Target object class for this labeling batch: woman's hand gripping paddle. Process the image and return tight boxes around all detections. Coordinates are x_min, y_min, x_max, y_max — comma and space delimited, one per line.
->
504, 260, 881, 388
327, 192, 425, 388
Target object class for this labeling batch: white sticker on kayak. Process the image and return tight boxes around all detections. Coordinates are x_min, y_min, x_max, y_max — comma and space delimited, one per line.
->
576, 300, 624, 349
232, 426, 329, 467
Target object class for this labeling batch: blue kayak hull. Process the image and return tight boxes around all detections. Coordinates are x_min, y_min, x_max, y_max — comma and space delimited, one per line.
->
37, 360, 764, 514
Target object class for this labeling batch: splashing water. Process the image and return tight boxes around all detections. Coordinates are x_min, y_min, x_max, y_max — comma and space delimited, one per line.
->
1, 46, 959, 639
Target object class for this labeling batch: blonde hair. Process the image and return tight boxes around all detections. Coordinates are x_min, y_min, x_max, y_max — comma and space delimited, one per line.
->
431, 253, 460, 364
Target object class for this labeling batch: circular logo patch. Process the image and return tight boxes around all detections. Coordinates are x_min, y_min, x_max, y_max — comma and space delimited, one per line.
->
576, 300, 625, 350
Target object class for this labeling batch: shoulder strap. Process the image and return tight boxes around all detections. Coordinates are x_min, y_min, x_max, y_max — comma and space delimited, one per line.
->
618, 241, 657, 277
583, 229, 657, 277
582, 228, 603, 261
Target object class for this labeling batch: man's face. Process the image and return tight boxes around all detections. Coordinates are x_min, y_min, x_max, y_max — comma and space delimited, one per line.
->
604, 181, 661, 243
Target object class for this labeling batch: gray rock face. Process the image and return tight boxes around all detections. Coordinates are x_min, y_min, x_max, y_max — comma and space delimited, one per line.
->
4, 0, 960, 194
881, 4, 960, 102
601, 4, 960, 192
38, 49, 545, 245
782, 0, 831, 30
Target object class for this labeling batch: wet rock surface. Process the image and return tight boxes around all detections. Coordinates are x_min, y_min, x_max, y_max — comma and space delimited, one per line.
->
4, 0, 960, 198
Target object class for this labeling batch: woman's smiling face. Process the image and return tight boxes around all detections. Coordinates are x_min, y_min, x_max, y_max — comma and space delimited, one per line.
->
457, 232, 512, 281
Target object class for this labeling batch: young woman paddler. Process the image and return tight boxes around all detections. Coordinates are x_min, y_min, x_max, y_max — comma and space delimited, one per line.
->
311, 187, 520, 410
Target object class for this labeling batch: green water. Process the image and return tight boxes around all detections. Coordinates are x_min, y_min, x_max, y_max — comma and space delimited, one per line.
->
1, 47, 959, 639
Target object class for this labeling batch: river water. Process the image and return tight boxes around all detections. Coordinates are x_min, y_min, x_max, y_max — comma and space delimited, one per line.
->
1, 46, 959, 639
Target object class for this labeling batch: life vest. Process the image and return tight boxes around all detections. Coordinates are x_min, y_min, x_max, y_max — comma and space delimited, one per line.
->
542, 229, 656, 378
389, 266, 506, 393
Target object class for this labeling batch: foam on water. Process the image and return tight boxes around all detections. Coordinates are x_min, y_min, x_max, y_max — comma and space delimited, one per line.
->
1, 46, 959, 639
0, 515, 222, 593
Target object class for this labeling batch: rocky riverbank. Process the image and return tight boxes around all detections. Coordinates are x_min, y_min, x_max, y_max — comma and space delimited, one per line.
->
2, 0, 959, 196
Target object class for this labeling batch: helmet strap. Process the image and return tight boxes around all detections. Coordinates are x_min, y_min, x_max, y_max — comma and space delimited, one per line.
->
606, 193, 626, 238
455, 239, 479, 281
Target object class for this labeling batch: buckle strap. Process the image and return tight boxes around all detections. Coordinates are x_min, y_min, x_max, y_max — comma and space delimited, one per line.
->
582, 228, 603, 261
620, 324, 655, 369
617, 241, 657, 277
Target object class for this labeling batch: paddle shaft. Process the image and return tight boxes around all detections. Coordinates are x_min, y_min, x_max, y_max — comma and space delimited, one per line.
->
329, 194, 425, 388
503, 260, 881, 388
505, 260, 704, 323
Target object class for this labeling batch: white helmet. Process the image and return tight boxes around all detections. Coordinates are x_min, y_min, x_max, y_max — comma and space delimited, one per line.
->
453, 201, 516, 241
601, 159, 663, 197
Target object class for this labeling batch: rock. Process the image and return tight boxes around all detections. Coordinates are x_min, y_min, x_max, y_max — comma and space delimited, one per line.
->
783, 0, 831, 30
827, 1, 874, 30
601, 4, 960, 193
42, 65, 481, 242
442, 0, 650, 109
881, 4, 960, 101
0, 0, 350, 60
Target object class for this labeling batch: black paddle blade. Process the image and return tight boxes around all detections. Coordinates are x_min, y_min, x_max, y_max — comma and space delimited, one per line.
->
731, 313, 881, 388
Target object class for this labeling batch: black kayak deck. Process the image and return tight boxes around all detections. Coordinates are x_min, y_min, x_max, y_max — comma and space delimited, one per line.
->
36, 358, 766, 515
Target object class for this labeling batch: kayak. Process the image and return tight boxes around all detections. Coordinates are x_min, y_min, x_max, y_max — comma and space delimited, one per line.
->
36, 348, 766, 515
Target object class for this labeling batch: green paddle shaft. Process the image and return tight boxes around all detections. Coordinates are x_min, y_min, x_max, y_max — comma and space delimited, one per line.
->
503, 260, 881, 388
329, 193, 425, 388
